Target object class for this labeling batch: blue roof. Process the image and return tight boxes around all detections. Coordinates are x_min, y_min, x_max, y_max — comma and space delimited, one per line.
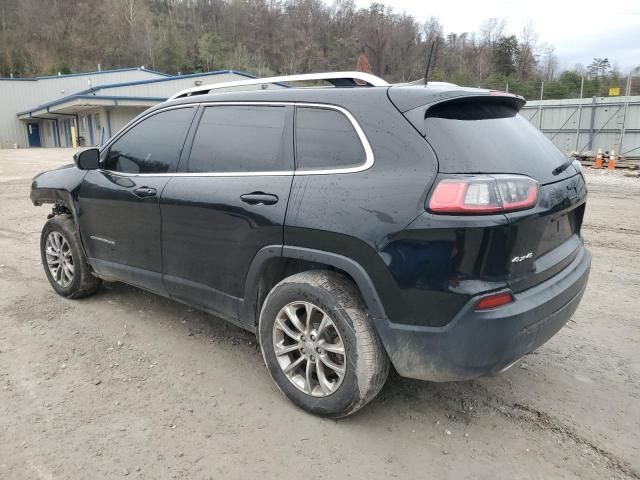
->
76, 69, 256, 91
0, 67, 172, 81
16, 70, 257, 116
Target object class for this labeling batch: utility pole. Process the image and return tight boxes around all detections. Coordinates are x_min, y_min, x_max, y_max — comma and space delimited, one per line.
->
538, 82, 544, 129
575, 76, 584, 152
618, 74, 631, 154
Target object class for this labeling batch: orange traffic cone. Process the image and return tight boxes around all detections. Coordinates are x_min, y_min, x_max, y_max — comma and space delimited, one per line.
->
608, 150, 616, 170
594, 148, 603, 168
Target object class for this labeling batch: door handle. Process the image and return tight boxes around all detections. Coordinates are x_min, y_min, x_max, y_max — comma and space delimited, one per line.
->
240, 192, 279, 205
133, 186, 157, 198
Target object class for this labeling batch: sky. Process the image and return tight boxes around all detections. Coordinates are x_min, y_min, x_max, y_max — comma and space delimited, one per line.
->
347, 0, 640, 72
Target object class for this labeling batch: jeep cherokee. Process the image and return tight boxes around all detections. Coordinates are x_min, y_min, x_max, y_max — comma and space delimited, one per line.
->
31, 72, 591, 417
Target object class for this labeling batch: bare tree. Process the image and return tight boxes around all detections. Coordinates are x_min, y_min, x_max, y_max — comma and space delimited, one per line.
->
517, 21, 538, 79
0, 0, 624, 100
540, 46, 559, 80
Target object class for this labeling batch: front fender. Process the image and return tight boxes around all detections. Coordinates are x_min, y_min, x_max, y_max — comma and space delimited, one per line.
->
30, 164, 86, 209
31, 165, 89, 257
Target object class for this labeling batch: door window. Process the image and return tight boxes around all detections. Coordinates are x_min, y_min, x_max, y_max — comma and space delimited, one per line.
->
295, 107, 366, 170
104, 107, 194, 174
187, 105, 289, 173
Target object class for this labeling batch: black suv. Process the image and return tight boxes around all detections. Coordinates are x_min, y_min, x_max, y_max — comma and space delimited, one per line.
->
31, 72, 591, 417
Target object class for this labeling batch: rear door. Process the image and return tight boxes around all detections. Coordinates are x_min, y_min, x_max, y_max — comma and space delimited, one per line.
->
160, 104, 294, 322
418, 97, 587, 289
78, 106, 196, 292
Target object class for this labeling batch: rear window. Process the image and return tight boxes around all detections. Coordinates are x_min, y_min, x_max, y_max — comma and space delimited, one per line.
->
424, 98, 574, 184
295, 107, 365, 170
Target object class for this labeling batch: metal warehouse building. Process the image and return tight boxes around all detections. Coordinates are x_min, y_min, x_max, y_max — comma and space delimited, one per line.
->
0, 67, 266, 149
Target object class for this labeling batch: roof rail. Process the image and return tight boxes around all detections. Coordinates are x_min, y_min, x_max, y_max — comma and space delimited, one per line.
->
400, 79, 459, 87
169, 71, 389, 100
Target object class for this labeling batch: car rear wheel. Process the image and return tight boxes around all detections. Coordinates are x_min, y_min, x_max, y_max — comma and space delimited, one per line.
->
258, 270, 389, 417
40, 214, 102, 298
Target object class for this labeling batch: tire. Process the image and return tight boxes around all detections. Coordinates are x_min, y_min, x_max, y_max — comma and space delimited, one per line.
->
258, 270, 389, 417
40, 214, 102, 299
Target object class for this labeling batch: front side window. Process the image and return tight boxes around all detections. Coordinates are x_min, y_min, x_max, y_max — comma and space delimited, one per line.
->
295, 107, 366, 170
187, 105, 289, 173
104, 107, 194, 174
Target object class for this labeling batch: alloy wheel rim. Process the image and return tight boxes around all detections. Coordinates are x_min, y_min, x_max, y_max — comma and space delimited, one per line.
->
272, 301, 346, 397
45, 231, 74, 287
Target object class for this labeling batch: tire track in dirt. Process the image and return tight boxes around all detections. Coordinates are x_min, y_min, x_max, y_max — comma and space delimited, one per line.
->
417, 381, 640, 480
0, 227, 41, 241
499, 402, 640, 480
584, 224, 640, 237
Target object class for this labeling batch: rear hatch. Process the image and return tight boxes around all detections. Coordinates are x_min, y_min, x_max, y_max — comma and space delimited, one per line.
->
391, 89, 587, 291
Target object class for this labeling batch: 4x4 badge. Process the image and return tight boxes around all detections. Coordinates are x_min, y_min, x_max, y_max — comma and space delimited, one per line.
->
511, 252, 533, 263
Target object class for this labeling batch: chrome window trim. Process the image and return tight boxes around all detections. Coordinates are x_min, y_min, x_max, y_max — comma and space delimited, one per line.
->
99, 101, 374, 178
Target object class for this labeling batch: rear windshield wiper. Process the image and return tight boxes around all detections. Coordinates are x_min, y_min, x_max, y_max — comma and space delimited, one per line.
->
552, 158, 575, 176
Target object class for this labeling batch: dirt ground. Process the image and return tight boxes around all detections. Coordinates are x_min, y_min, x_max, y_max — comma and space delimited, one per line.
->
1, 148, 639, 480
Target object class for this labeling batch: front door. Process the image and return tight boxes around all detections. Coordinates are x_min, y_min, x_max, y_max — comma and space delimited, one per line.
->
78, 106, 196, 293
27, 123, 41, 147
161, 104, 294, 324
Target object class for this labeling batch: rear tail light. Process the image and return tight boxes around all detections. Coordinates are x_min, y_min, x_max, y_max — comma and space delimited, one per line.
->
428, 175, 538, 214
475, 291, 513, 310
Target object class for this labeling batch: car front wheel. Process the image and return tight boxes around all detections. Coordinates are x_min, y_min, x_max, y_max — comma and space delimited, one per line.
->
40, 214, 102, 299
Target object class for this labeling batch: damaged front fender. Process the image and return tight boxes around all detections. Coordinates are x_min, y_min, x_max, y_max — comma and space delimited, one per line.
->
30, 164, 87, 210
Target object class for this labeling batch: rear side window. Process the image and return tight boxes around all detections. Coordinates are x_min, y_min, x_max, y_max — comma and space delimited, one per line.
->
187, 105, 289, 173
104, 107, 194, 173
295, 107, 365, 170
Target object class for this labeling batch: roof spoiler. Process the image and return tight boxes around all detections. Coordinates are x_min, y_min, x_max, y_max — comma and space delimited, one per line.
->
397, 93, 526, 136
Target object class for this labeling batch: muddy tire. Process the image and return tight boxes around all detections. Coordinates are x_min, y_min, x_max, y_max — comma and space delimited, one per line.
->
40, 214, 102, 299
258, 270, 389, 418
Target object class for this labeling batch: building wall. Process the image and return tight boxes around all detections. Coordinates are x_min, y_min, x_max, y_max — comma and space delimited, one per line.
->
0, 69, 165, 148
76, 107, 147, 147
1, 69, 284, 149
41, 120, 59, 147
108, 107, 147, 138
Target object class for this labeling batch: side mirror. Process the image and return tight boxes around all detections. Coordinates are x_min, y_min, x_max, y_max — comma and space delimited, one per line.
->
73, 148, 100, 170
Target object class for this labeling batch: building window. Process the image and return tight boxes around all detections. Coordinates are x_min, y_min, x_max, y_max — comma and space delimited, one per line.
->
94, 113, 101, 131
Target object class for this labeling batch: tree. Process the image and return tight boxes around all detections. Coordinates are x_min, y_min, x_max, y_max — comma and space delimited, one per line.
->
516, 21, 537, 79
587, 58, 611, 78
357, 3, 393, 76
198, 32, 230, 71
540, 46, 558, 80
355, 53, 372, 73
493, 35, 519, 76
0, 0, 629, 102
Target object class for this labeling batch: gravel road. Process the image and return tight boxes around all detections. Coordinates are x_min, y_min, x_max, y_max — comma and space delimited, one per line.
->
1, 149, 639, 479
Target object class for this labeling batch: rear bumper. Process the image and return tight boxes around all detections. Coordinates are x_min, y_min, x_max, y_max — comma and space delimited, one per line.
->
375, 247, 591, 382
